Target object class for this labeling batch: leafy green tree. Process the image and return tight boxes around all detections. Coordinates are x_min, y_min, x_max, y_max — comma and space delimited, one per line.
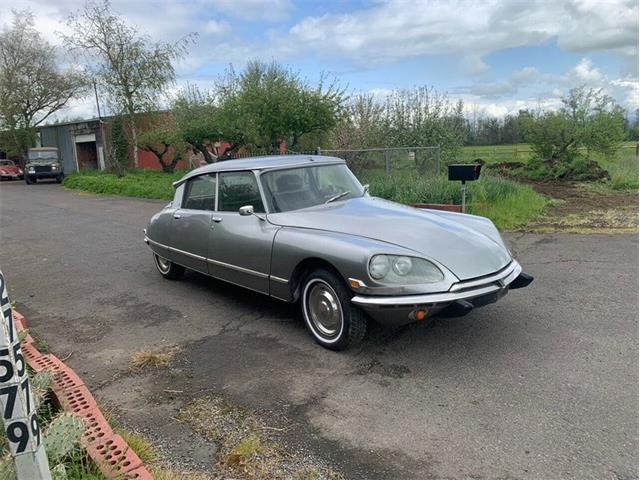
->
382, 87, 467, 163
0, 11, 85, 157
523, 86, 625, 164
171, 85, 225, 163
216, 61, 345, 156
138, 115, 186, 173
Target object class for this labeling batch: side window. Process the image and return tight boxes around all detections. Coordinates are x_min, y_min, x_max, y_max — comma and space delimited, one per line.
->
183, 175, 216, 211
218, 171, 265, 213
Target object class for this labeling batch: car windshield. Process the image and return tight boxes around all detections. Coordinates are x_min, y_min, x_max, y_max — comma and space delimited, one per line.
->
0, 160, 15, 166
28, 151, 58, 163
261, 163, 363, 213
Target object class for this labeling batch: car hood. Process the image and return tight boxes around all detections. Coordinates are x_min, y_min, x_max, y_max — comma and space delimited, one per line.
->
267, 197, 511, 280
0, 165, 20, 173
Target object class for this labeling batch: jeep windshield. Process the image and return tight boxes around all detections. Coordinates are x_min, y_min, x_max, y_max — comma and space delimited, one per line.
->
261, 164, 363, 213
28, 151, 58, 163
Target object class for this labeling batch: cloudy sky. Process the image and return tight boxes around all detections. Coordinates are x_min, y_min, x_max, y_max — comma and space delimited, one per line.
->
2, 0, 638, 119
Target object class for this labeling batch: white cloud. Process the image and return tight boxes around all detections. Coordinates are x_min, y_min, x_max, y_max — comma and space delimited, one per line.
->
469, 67, 540, 97
467, 58, 638, 112
568, 58, 605, 83
288, 0, 638, 71
203, 19, 231, 35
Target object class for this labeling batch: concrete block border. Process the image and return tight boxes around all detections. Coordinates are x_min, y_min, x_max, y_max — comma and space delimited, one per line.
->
14, 310, 153, 480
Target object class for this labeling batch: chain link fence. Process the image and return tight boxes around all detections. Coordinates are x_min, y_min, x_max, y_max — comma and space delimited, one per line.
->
225, 146, 441, 179
317, 146, 440, 178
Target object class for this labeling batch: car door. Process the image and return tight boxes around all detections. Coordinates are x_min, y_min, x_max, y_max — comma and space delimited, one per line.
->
169, 174, 216, 273
207, 171, 279, 294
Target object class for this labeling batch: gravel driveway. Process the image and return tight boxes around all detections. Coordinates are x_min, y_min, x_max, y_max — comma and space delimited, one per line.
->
0, 181, 637, 479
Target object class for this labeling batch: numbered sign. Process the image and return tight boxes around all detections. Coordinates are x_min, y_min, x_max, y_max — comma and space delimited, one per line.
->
0, 269, 51, 479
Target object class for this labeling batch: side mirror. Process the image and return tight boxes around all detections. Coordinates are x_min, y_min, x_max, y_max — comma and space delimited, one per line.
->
239, 205, 254, 216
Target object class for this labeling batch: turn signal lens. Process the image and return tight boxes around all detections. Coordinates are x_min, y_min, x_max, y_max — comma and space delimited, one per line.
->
414, 309, 427, 321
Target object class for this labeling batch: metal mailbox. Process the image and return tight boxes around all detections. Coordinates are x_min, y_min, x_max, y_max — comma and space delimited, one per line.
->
448, 163, 482, 182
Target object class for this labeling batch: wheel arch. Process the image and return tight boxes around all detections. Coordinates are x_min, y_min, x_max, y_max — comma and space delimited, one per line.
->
289, 257, 344, 302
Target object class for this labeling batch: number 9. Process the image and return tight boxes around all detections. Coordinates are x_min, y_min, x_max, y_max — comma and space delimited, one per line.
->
7, 421, 29, 454
31, 413, 40, 446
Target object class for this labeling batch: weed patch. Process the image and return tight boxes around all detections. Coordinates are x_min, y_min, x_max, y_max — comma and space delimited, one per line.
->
178, 394, 342, 480
130, 346, 180, 370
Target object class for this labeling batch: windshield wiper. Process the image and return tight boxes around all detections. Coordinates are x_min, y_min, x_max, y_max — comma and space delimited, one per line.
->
325, 191, 350, 204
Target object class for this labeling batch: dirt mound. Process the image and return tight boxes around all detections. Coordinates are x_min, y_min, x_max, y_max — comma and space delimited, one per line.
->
484, 157, 609, 181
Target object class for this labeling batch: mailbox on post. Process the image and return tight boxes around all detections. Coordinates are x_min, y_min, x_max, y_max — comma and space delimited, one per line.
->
448, 163, 482, 212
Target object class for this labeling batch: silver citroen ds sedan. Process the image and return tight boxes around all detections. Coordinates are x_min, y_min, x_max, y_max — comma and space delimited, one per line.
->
144, 155, 533, 350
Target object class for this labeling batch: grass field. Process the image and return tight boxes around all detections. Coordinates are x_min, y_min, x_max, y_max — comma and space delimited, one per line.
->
64, 169, 186, 200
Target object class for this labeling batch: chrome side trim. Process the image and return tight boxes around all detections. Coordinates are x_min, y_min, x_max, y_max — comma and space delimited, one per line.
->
270, 275, 289, 284
144, 236, 206, 262
352, 262, 522, 308
207, 258, 269, 279
145, 236, 165, 249
449, 260, 519, 292
171, 246, 207, 262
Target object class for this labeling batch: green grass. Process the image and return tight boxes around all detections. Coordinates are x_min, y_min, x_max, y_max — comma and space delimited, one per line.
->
600, 149, 638, 190
64, 169, 186, 200
364, 172, 548, 230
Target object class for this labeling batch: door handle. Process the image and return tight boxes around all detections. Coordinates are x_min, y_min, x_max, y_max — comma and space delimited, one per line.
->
211, 217, 223, 223
173, 213, 181, 219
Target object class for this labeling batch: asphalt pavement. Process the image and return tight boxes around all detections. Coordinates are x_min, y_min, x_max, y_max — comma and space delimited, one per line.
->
0, 180, 637, 479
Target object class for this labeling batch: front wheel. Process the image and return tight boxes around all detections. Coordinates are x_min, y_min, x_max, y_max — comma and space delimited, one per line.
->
25, 176, 36, 184
153, 253, 185, 280
56, 173, 64, 183
301, 268, 367, 351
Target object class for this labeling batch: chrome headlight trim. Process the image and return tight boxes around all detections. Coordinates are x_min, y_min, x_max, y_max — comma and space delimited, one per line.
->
368, 254, 445, 285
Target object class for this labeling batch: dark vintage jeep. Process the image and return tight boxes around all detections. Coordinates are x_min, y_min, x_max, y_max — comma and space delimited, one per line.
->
25, 147, 64, 184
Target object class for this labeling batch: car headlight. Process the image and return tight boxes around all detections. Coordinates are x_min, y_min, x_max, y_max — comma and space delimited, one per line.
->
368, 255, 444, 284
28, 167, 35, 173
369, 255, 391, 279
52, 164, 58, 170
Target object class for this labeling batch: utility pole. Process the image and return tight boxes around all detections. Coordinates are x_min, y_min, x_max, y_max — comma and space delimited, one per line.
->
0, 270, 51, 479
93, 80, 107, 171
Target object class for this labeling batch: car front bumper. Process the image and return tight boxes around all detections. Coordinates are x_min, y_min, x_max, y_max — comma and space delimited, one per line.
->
351, 260, 532, 326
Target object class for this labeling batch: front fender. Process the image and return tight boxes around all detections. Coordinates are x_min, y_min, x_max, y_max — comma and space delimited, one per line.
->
269, 228, 455, 301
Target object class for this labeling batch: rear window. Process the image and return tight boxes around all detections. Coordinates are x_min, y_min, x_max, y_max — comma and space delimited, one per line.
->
183, 174, 216, 210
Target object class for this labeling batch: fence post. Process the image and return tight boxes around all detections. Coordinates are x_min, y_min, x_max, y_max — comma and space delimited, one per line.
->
0, 270, 52, 480
384, 149, 391, 176
435, 147, 441, 175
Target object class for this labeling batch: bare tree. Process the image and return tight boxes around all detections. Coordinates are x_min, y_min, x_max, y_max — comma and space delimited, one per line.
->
62, 0, 194, 167
0, 11, 86, 157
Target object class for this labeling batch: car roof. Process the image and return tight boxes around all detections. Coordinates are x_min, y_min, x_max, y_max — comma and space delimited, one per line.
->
175, 155, 345, 186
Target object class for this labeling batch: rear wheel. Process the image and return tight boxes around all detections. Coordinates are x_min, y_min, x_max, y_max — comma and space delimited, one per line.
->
153, 253, 185, 280
301, 268, 367, 351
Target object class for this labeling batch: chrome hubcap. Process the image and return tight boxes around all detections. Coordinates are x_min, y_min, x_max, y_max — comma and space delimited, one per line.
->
155, 254, 171, 273
306, 281, 342, 338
